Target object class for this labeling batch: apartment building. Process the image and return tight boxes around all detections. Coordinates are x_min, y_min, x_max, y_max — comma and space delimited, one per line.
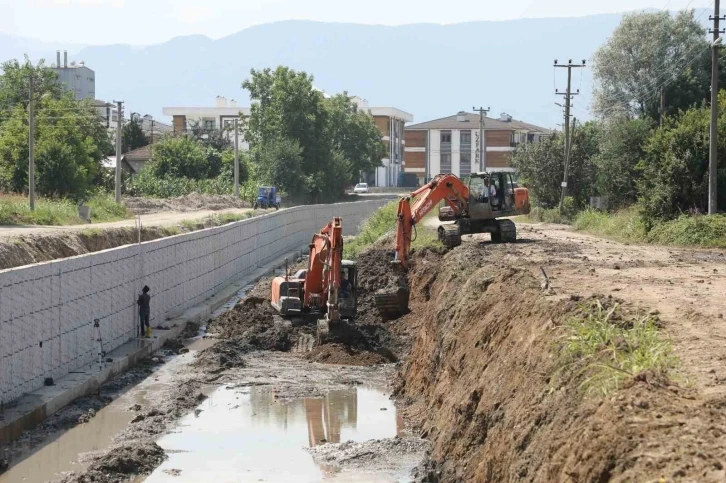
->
404, 112, 551, 184
353, 97, 413, 188
163, 97, 251, 148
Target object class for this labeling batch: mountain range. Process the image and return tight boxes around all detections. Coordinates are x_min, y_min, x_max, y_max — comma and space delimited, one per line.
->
0, 9, 711, 128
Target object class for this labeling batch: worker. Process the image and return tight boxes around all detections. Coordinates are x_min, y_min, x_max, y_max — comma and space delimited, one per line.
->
487, 178, 499, 208
137, 285, 151, 338
340, 271, 352, 297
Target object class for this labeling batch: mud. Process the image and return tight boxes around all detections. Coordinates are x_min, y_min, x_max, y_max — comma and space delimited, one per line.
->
306, 437, 429, 475
59, 442, 166, 483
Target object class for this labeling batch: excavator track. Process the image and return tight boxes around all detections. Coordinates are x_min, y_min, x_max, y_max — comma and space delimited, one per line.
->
439, 225, 462, 248
316, 318, 330, 345
491, 219, 517, 243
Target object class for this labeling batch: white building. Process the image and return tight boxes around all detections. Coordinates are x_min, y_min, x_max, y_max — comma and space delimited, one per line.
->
163, 97, 251, 149
52, 50, 95, 100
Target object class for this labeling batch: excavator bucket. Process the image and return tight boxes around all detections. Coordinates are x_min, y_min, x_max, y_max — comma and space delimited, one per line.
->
374, 265, 410, 320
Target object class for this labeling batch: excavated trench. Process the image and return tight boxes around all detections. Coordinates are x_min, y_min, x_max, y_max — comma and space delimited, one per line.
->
5, 228, 726, 482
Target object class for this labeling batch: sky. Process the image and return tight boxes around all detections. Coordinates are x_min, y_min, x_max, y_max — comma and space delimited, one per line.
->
0, 0, 715, 45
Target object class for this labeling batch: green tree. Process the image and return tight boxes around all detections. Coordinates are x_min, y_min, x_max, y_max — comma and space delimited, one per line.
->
638, 91, 726, 227
0, 95, 111, 200
0, 57, 63, 114
252, 137, 306, 197
593, 117, 653, 207
121, 118, 149, 153
326, 93, 386, 176
592, 10, 709, 120
512, 122, 600, 209
148, 135, 210, 180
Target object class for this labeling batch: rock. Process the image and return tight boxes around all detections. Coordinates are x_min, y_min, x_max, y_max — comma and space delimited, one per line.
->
130, 404, 142, 411
613, 264, 621, 270
649, 309, 660, 316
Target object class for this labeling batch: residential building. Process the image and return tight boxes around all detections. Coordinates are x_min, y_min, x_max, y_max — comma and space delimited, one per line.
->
352, 97, 413, 188
404, 112, 552, 184
162, 97, 251, 149
52, 50, 95, 100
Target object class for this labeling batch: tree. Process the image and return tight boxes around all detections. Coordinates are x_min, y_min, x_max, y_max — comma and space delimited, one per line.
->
0, 94, 111, 200
0, 57, 63, 114
122, 118, 149, 153
251, 137, 306, 197
512, 122, 600, 209
592, 10, 709, 120
325, 93, 386, 176
148, 135, 209, 180
593, 118, 653, 207
638, 91, 726, 227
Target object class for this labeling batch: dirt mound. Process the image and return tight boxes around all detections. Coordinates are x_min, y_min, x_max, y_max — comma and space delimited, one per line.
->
307, 437, 429, 472
194, 340, 249, 370
124, 194, 250, 214
56, 442, 165, 482
396, 243, 726, 482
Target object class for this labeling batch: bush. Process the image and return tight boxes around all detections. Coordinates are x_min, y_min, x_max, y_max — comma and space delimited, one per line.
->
0, 192, 130, 225
148, 136, 213, 180
525, 206, 571, 224
647, 214, 726, 248
127, 171, 234, 198
86, 192, 132, 222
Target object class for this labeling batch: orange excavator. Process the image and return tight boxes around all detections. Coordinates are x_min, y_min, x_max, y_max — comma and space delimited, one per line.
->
270, 217, 357, 342
374, 170, 530, 315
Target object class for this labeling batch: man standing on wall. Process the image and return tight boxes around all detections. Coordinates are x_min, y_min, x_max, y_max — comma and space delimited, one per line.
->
137, 286, 151, 338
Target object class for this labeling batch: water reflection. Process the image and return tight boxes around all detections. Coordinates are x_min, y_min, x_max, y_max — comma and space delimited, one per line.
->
145, 385, 405, 482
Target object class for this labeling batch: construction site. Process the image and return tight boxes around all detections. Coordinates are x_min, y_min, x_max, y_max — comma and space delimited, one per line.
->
1, 174, 726, 483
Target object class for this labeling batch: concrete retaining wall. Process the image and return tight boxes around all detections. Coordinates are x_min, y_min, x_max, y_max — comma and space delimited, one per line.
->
0, 200, 387, 405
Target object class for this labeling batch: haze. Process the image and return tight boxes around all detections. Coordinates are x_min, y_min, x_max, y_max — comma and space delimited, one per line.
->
0, 0, 715, 45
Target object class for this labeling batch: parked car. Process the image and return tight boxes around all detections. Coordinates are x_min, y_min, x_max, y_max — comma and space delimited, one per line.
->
353, 183, 369, 194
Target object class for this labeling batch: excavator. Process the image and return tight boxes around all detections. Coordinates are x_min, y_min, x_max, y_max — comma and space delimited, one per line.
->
270, 217, 357, 343
374, 170, 530, 315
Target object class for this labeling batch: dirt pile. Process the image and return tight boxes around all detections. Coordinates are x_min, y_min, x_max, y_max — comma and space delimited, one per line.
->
58, 442, 166, 483
307, 437, 430, 472
395, 243, 726, 482
124, 193, 251, 214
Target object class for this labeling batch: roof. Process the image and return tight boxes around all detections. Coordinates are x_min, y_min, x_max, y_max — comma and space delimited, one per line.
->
121, 145, 153, 163
406, 112, 552, 134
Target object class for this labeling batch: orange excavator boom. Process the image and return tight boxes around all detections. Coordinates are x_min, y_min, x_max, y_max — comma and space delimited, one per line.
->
394, 174, 470, 269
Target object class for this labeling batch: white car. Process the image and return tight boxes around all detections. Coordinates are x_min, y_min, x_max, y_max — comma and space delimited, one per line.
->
353, 183, 369, 194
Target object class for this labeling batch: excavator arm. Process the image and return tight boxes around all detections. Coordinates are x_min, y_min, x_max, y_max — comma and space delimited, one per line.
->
304, 217, 343, 322
394, 174, 470, 269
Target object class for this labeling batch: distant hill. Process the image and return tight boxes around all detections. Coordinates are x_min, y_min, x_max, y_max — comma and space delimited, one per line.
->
0, 10, 711, 128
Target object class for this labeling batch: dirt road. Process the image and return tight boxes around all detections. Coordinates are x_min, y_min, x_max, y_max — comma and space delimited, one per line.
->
0, 208, 254, 239
514, 223, 726, 396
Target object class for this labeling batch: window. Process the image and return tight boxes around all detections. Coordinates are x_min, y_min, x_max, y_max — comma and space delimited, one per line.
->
460, 131, 471, 145
203, 119, 216, 130
441, 131, 452, 144
440, 153, 452, 174
460, 153, 471, 178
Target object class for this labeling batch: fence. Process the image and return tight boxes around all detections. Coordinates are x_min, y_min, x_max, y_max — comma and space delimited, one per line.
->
0, 200, 387, 406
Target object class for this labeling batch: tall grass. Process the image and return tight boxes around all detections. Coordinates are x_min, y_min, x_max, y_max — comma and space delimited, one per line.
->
343, 200, 443, 258
559, 300, 678, 396
572, 207, 647, 243
0, 193, 132, 226
647, 214, 726, 248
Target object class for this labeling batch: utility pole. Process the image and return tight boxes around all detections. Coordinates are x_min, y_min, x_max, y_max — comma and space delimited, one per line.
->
233, 118, 240, 197
114, 101, 123, 204
472, 106, 490, 171
554, 59, 586, 210
28, 75, 35, 211
709, 2, 724, 215
150, 119, 155, 145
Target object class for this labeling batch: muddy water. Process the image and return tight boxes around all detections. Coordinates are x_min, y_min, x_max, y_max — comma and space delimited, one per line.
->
0, 388, 150, 483
143, 385, 407, 482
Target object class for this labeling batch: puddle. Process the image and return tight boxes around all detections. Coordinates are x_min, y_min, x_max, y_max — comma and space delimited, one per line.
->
0, 389, 149, 483
143, 385, 408, 482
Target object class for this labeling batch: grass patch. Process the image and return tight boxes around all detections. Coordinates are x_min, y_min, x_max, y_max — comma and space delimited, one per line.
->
558, 300, 677, 396
0, 193, 132, 226
518, 206, 572, 225
572, 207, 647, 243
647, 214, 726, 248
343, 201, 443, 259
